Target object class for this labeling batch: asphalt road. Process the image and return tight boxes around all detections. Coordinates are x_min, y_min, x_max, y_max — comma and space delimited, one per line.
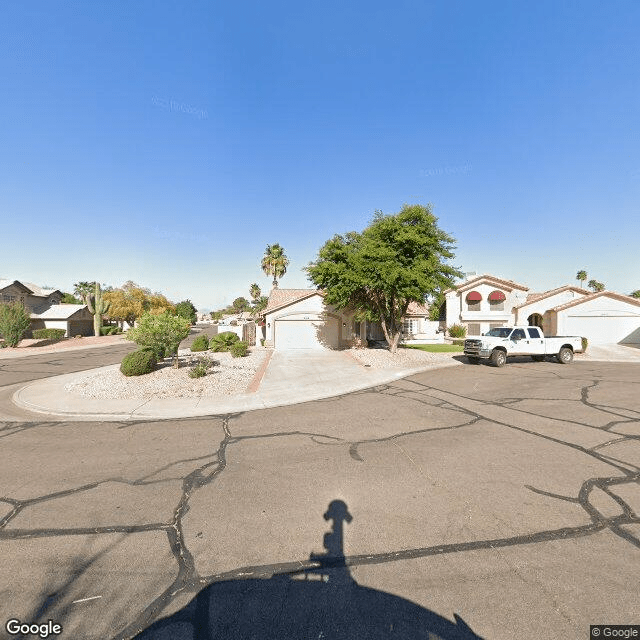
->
0, 348, 638, 640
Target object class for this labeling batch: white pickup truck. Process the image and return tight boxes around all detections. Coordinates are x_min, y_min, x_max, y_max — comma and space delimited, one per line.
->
463, 326, 584, 367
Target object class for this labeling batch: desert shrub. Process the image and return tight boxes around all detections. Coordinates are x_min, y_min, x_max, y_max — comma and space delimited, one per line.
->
32, 328, 67, 341
260, 338, 265, 346
120, 349, 157, 376
0, 303, 33, 347
581, 337, 588, 352
126, 312, 191, 360
210, 331, 240, 352
141, 344, 165, 362
188, 356, 214, 378
447, 324, 467, 339
451, 338, 465, 346
230, 341, 249, 358
190, 335, 209, 352
100, 326, 112, 336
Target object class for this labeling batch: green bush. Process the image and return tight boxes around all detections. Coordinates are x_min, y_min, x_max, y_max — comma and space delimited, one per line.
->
230, 341, 249, 358
126, 312, 191, 361
210, 331, 240, 352
190, 335, 209, 352
141, 344, 165, 362
581, 337, 588, 352
32, 328, 67, 341
99, 326, 113, 336
0, 303, 33, 347
447, 324, 467, 339
120, 349, 157, 376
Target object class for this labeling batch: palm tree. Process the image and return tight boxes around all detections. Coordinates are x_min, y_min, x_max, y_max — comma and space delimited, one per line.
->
261, 244, 289, 289
576, 270, 587, 289
249, 283, 261, 303
630, 290, 640, 299
73, 281, 96, 304
588, 279, 605, 292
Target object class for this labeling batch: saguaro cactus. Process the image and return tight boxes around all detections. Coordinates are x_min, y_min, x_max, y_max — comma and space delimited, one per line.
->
85, 282, 112, 336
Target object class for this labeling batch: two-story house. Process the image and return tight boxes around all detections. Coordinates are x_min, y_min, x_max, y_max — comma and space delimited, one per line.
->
0, 279, 93, 338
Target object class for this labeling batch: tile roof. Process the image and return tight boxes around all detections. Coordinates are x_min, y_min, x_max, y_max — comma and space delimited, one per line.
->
550, 291, 640, 312
445, 274, 529, 294
262, 288, 324, 315
405, 301, 430, 315
515, 285, 588, 309
30, 304, 86, 319
0, 279, 60, 297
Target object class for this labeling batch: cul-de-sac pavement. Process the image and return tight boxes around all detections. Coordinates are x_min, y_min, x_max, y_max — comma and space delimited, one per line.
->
1, 341, 639, 640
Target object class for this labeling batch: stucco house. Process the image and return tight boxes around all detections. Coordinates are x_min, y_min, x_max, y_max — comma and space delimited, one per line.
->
0, 279, 93, 337
445, 274, 640, 345
445, 274, 530, 337
261, 289, 440, 350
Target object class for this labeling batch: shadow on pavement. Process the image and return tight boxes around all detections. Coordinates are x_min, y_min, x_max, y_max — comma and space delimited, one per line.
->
135, 500, 483, 640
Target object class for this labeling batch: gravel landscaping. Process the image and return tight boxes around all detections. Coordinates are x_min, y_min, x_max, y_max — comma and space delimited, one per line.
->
64, 348, 269, 399
348, 346, 461, 369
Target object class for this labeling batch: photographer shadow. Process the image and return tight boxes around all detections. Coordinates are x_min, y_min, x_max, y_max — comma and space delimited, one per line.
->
136, 500, 483, 639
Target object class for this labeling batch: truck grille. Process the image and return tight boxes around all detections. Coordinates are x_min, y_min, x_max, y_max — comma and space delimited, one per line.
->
464, 339, 482, 355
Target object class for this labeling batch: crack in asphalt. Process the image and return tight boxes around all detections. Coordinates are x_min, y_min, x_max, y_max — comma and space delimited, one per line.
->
1, 362, 639, 638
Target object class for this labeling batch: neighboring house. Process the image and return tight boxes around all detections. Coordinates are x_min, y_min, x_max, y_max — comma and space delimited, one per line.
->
445, 274, 530, 337
261, 289, 441, 350
547, 291, 640, 345
0, 279, 93, 337
445, 274, 640, 345
513, 285, 589, 335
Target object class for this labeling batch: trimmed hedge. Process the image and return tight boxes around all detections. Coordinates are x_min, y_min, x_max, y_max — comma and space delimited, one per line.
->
32, 328, 66, 340
190, 335, 209, 352
230, 341, 249, 358
120, 349, 157, 376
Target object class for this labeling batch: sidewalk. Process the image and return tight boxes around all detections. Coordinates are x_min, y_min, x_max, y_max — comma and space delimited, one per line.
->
12, 350, 462, 421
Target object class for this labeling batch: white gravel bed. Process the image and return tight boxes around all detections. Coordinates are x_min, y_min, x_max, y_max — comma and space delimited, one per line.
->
348, 346, 460, 369
64, 348, 269, 399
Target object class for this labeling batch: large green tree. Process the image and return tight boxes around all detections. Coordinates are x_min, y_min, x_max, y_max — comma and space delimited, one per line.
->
306, 204, 463, 352
175, 299, 198, 324
261, 243, 289, 289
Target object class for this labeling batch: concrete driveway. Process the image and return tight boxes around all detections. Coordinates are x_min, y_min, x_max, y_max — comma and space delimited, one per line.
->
1, 356, 639, 639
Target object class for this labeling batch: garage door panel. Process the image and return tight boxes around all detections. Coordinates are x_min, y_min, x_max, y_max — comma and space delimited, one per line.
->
565, 316, 640, 345
275, 319, 339, 349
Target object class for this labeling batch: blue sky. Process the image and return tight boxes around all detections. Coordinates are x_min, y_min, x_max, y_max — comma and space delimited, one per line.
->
2, 1, 638, 310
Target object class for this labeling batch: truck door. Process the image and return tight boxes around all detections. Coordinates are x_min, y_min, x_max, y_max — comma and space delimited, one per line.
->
509, 328, 529, 355
526, 327, 545, 353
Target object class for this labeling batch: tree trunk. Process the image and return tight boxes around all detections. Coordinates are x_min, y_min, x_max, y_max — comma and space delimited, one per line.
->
378, 316, 402, 353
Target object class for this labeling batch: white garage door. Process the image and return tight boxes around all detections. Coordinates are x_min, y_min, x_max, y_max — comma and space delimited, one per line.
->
565, 316, 640, 345
275, 318, 339, 349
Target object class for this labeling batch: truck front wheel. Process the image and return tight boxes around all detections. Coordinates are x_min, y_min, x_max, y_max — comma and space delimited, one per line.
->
557, 347, 574, 364
490, 349, 507, 367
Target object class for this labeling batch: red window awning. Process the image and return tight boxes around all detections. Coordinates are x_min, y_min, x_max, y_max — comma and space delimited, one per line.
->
488, 290, 506, 301
466, 291, 482, 301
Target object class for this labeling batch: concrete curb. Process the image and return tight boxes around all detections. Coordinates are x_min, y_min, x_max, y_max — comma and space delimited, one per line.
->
12, 359, 463, 421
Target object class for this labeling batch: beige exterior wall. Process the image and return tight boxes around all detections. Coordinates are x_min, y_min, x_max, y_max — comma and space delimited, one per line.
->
264, 294, 356, 349
553, 296, 640, 344
1, 285, 29, 307
445, 279, 527, 336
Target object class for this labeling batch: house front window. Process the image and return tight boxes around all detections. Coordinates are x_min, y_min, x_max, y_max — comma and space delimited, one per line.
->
467, 323, 481, 336
488, 290, 506, 311
2, 294, 16, 303
466, 291, 482, 311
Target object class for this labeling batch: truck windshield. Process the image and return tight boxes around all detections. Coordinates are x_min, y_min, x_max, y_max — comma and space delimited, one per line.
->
484, 328, 512, 338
